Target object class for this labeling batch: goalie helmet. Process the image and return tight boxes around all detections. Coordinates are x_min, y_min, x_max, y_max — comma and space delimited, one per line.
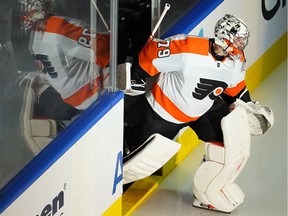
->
18, 0, 55, 31
214, 14, 249, 52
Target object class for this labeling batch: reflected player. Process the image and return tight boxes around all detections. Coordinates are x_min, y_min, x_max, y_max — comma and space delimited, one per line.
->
18, 0, 110, 110
17, 0, 110, 154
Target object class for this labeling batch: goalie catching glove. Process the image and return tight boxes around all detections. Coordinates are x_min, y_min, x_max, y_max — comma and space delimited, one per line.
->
233, 99, 274, 136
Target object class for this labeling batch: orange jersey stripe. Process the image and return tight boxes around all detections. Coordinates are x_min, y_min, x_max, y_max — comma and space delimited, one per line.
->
151, 83, 200, 123
63, 76, 102, 107
139, 36, 209, 76
46, 16, 83, 41
174, 37, 209, 55
45, 16, 110, 68
138, 41, 161, 76
224, 80, 246, 97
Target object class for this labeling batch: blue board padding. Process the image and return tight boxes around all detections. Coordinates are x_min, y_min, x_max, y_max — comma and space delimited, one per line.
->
162, 0, 223, 38
0, 91, 124, 213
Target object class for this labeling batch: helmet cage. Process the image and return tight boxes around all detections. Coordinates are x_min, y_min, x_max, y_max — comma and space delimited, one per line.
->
18, 0, 54, 31
214, 14, 249, 51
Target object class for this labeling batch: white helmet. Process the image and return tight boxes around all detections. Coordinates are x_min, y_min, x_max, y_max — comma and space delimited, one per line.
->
214, 14, 249, 51
18, 0, 55, 31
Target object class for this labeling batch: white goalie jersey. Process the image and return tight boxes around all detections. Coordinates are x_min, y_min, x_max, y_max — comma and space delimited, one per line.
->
139, 34, 247, 124
29, 15, 110, 109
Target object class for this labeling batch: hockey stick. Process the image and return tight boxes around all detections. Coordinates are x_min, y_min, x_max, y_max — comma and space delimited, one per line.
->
147, 3, 171, 43
91, 0, 110, 31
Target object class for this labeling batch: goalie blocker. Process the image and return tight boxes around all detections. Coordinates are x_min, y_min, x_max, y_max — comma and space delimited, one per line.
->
103, 62, 146, 96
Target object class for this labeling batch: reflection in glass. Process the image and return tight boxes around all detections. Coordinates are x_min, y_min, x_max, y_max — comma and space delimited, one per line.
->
0, 0, 111, 189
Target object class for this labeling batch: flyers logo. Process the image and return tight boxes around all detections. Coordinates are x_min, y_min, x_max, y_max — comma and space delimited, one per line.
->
35, 54, 58, 78
192, 78, 228, 100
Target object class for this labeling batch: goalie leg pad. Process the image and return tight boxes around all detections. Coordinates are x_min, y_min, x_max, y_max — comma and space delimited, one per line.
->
193, 106, 251, 213
123, 133, 181, 184
20, 74, 57, 155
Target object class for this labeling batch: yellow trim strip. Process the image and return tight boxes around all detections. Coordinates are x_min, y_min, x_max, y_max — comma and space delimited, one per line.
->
102, 196, 122, 216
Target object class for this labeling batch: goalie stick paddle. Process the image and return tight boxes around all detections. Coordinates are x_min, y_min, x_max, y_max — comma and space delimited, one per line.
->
147, 3, 171, 43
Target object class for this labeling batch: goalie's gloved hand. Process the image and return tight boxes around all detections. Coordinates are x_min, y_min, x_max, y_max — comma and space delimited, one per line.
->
131, 79, 146, 91
124, 79, 146, 96
233, 99, 274, 136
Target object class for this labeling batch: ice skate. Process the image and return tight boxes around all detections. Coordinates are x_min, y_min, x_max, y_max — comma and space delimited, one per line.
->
193, 197, 231, 214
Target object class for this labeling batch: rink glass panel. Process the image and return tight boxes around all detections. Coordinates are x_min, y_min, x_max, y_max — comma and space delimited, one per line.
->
0, 0, 113, 189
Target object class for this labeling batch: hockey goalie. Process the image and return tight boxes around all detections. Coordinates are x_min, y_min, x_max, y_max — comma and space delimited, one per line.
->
121, 13, 274, 213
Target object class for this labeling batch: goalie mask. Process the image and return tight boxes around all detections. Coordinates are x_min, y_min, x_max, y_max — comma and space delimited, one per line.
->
18, 0, 55, 31
214, 14, 250, 53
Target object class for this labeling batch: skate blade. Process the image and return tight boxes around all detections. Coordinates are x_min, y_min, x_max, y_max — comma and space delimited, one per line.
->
193, 198, 231, 214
